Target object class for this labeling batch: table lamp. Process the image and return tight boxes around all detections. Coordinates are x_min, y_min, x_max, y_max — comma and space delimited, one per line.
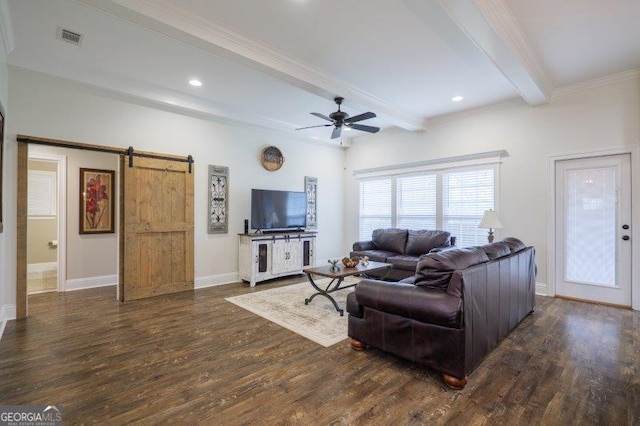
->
478, 209, 503, 243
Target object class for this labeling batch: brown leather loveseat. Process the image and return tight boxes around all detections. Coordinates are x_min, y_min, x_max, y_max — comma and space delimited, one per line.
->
350, 228, 454, 281
346, 237, 536, 389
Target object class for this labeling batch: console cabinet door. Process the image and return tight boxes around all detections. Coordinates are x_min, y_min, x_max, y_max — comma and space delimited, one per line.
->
271, 240, 288, 274
272, 239, 302, 274
302, 238, 315, 268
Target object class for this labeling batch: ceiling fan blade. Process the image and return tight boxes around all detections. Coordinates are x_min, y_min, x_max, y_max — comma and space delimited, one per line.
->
295, 124, 333, 130
311, 112, 333, 122
348, 123, 380, 134
345, 111, 376, 123
331, 126, 343, 139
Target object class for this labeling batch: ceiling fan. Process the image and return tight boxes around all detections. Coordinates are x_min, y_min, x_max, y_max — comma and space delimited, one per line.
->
296, 97, 380, 139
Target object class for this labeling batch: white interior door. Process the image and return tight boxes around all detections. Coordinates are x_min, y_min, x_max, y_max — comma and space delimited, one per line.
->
555, 154, 632, 306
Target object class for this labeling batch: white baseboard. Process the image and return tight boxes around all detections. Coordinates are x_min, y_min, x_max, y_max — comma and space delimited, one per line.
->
536, 281, 549, 296
27, 262, 57, 273
65, 275, 118, 292
195, 272, 239, 289
0, 304, 17, 342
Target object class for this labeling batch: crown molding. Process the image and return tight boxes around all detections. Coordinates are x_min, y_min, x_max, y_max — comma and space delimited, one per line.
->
425, 97, 526, 126
73, 0, 426, 131
0, 0, 16, 55
552, 68, 640, 99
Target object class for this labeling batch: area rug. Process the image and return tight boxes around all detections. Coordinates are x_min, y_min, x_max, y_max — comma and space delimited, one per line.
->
225, 277, 359, 347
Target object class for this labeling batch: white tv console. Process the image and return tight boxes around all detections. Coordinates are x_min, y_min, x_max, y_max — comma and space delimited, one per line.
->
238, 231, 317, 287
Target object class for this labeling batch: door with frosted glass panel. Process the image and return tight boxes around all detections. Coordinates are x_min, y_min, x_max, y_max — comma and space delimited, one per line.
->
555, 155, 632, 306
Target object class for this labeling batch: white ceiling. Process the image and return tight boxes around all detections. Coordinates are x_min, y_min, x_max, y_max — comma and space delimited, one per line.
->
2, 0, 639, 144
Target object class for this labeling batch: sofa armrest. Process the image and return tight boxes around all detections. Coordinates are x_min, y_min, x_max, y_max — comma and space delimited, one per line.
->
353, 240, 376, 251
354, 279, 462, 328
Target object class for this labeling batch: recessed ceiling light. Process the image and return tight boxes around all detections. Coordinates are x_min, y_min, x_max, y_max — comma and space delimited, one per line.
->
189, 79, 202, 87
452, 96, 464, 102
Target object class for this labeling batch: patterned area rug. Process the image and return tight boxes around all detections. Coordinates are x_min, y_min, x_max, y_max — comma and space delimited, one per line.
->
225, 277, 359, 347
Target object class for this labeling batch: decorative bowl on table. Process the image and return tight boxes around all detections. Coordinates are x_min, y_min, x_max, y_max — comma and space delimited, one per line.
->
342, 257, 359, 268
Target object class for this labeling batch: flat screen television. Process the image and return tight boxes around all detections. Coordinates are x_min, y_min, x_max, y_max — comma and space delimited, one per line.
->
251, 189, 307, 231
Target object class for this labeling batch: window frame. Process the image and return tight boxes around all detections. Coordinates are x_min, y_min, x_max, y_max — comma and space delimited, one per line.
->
357, 155, 502, 246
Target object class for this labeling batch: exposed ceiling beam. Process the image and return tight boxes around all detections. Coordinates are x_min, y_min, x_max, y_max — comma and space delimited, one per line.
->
407, 0, 552, 105
72, 0, 426, 131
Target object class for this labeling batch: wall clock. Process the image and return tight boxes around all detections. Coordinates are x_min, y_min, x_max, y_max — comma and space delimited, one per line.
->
260, 146, 284, 171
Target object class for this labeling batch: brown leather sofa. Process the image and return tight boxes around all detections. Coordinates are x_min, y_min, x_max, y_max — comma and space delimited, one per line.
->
347, 237, 536, 389
350, 228, 454, 281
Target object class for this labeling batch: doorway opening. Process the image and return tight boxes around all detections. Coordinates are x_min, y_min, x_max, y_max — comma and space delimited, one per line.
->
26, 152, 66, 295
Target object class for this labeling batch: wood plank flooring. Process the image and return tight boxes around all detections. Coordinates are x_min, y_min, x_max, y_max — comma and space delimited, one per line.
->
1, 277, 639, 425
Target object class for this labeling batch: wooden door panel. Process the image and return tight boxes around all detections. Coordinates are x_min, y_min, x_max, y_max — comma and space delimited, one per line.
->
120, 156, 194, 301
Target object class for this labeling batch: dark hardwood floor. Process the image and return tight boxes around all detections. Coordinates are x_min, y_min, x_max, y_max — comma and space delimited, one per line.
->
1, 277, 639, 425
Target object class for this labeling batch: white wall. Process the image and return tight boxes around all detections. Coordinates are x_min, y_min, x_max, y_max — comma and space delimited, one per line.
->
0, 30, 10, 335
2, 69, 345, 311
344, 77, 640, 289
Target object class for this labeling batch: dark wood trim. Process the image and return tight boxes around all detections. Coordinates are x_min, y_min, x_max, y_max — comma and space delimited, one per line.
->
16, 142, 28, 319
16, 134, 192, 163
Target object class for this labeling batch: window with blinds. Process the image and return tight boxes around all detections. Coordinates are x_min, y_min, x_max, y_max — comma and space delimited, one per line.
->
443, 167, 495, 247
358, 165, 497, 245
397, 173, 436, 230
359, 178, 392, 240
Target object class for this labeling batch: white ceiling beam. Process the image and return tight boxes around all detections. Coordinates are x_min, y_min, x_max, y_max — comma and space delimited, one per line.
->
412, 0, 552, 105
72, 0, 426, 131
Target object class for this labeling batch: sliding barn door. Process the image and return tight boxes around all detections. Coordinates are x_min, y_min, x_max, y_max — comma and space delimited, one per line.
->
119, 156, 194, 301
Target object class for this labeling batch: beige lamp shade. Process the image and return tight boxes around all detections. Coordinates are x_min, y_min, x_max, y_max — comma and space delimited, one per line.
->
478, 209, 503, 229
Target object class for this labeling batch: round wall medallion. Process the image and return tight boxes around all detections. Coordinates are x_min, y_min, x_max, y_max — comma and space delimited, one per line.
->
260, 146, 285, 171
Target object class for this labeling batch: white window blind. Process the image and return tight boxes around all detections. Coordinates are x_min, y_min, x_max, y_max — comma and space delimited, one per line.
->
359, 178, 392, 240
397, 173, 436, 230
565, 167, 616, 286
443, 167, 494, 247
28, 170, 57, 216
358, 162, 498, 247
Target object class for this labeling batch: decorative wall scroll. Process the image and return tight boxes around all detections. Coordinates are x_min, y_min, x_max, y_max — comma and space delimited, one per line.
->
80, 168, 115, 234
305, 176, 318, 229
208, 165, 229, 234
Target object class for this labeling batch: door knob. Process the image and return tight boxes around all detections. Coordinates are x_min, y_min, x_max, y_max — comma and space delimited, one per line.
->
622, 224, 630, 230
622, 235, 630, 241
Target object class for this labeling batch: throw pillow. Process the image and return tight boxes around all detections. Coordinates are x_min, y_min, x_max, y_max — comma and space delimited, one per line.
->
372, 228, 408, 254
405, 230, 451, 256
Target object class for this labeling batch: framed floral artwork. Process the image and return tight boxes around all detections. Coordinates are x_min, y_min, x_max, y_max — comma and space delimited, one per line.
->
80, 168, 115, 234
208, 165, 229, 234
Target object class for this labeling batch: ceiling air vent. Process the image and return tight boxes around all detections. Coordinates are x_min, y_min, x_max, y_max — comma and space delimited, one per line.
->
56, 27, 83, 46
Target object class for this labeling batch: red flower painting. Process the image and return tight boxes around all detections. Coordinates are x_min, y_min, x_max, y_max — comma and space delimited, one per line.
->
85, 175, 109, 229
80, 168, 114, 234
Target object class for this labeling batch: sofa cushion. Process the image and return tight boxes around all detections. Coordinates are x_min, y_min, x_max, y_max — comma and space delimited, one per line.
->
349, 249, 397, 263
372, 228, 408, 254
480, 241, 511, 260
405, 230, 451, 256
386, 255, 419, 271
502, 237, 526, 253
354, 281, 462, 328
414, 247, 489, 288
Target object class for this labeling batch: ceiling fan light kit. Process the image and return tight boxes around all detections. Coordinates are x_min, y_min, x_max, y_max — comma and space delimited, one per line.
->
296, 97, 380, 139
